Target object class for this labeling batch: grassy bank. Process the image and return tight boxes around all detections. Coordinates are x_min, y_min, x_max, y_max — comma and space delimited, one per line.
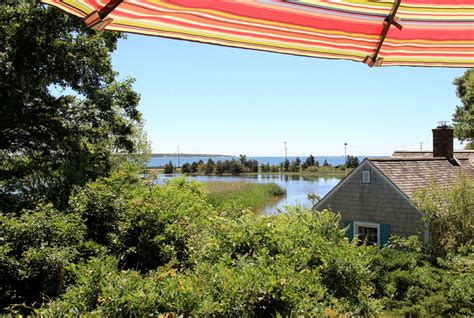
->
205, 182, 286, 211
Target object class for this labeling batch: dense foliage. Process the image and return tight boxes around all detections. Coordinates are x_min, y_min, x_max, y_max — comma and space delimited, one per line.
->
0, 203, 86, 311
345, 155, 360, 168
1, 165, 473, 316
452, 69, 473, 148
301, 154, 320, 170
414, 174, 474, 258
33, 174, 383, 316
0, 1, 146, 213
368, 237, 473, 316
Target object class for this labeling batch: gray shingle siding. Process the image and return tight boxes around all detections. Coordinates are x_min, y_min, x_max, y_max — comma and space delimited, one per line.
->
317, 162, 423, 237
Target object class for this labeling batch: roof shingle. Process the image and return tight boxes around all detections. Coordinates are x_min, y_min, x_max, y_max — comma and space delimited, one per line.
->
370, 157, 474, 199
392, 150, 474, 159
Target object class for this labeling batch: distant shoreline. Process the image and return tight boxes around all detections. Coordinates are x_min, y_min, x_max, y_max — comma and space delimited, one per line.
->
151, 153, 234, 158
144, 169, 350, 178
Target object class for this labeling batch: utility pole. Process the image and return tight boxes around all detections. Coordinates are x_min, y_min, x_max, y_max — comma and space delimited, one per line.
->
344, 142, 347, 162
177, 145, 180, 167
420, 142, 423, 151
284, 141, 287, 161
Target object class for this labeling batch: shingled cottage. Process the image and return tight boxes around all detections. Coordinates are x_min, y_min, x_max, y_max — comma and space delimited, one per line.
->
315, 124, 474, 245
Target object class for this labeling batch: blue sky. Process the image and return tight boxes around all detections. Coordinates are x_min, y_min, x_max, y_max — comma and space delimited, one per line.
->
112, 34, 466, 156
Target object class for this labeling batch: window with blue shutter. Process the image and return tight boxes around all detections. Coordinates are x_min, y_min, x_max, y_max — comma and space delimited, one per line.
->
343, 220, 354, 241
380, 223, 391, 246
353, 221, 382, 245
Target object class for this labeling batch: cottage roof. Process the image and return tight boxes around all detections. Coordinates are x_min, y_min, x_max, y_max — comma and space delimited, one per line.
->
392, 150, 474, 159
369, 157, 474, 199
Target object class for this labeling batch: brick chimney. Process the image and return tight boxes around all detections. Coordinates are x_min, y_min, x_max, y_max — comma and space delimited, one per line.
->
432, 122, 453, 158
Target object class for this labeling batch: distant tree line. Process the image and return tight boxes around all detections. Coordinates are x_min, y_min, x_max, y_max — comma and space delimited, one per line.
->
162, 154, 360, 175
178, 155, 259, 175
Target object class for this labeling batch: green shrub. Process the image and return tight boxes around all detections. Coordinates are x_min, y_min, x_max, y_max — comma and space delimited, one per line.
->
70, 163, 142, 245
368, 236, 474, 316
265, 182, 286, 196
305, 166, 319, 173
40, 256, 163, 316
72, 172, 214, 272
188, 207, 380, 316
40, 207, 381, 316
112, 177, 213, 271
0, 203, 85, 313
414, 174, 474, 257
5, 164, 472, 317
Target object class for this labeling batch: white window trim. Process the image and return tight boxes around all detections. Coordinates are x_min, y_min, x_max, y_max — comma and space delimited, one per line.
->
354, 221, 380, 245
362, 170, 371, 184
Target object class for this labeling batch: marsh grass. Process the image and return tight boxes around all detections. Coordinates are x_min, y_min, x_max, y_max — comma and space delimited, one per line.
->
205, 181, 286, 211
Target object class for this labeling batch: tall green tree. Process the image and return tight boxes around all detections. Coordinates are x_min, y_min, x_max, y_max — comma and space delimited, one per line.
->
452, 69, 474, 148
291, 157, 301, 172
0, 1, 144, 212
205, 158, 215, 174
302, 154, 317, 170
181, 162, 191, 174
163, 161, 174, 174
345, 155, 360, 168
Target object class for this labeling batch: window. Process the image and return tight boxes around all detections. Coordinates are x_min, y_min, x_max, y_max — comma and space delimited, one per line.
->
354, 221, 380, 245
362, 170, 371, 183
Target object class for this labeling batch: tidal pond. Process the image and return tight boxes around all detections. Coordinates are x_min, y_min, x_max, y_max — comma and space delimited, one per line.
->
155, 174, 342, 214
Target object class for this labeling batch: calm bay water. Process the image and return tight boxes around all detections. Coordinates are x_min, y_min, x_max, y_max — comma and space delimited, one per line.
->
148, 156, 367, 168
155, 173, 342, 214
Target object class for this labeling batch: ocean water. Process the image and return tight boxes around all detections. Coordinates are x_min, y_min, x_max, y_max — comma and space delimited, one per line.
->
148, 155, 368, 168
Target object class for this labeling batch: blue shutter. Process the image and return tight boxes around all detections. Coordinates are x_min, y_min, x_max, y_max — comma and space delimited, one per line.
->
380, 223, 391, 246
343, 220, 354, 241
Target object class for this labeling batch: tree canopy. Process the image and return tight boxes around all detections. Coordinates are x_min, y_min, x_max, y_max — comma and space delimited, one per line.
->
452, 69, 474, 148
0, 1, 145, 212
345, 155, 360, 168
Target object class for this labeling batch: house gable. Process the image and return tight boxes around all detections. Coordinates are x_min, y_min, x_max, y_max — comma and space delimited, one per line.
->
315, 159, 423, 238
316, 159, 417, 211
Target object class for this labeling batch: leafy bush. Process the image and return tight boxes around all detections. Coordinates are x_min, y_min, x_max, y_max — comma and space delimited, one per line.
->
187, 207, 380, 315
69, 163, 142, 245
72, 171, 214, 272
39, 256, 159, 316
368, 236, 474, 316
112, 177, 213, 271
0, 203, 86, 313
265, 182, 286, 196
413, 174, 474, 257
305, 166, 320, 173
40, 208, 381, 316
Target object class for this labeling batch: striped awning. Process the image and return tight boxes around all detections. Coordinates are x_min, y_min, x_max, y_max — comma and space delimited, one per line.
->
40, 0, 474, 67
